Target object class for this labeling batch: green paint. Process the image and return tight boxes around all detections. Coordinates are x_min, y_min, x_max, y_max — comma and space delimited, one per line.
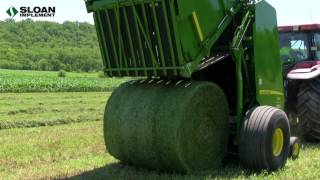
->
86, 0, 237, 77
231, 10, 253, 138
253, 1, 284, 109
86, 0, 287, 171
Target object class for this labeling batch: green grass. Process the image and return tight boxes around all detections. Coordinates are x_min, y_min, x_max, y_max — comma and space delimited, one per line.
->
0, 69, 130, 92
0, 121, 319, 179
0, 121, 114, 180
1, 70, 319, 179
0, 92, 109, 129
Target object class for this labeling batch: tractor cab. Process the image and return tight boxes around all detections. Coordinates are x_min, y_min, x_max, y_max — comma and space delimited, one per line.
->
279, 24, 320, 79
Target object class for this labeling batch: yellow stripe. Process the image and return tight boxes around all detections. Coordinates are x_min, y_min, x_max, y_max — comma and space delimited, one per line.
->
259, 90, 284, 96
192, 11, 204, 42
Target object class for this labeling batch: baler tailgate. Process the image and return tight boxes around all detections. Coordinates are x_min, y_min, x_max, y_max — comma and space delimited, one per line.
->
94, 1, 182, 77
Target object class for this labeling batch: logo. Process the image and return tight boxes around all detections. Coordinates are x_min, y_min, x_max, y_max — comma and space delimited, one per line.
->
6, 6, 55, 19
20, 7, 56, 17
6, 6, 18, 18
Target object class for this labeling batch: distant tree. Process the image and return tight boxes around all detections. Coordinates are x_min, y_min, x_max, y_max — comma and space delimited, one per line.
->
58, 70, 66, 77
50, 60, 62, 71
37, 59, 50, 71
0, 20, 103, 72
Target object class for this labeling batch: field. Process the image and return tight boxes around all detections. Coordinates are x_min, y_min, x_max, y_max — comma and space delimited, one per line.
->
1, 69, 320, 179
1, 120, 320, 179
0, 92, 110, 129
0, 69, 129, 92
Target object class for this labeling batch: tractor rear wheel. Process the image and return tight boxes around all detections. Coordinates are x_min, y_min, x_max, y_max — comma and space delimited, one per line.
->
297, 77, 320, 141
104, 80, 230, 173
239, 106, 290, 171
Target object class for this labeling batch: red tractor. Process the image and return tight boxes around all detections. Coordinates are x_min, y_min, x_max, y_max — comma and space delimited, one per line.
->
279, 24, 320, 142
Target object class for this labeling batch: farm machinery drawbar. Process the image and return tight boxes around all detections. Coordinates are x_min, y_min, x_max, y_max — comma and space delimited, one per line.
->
85, 0, 299, 172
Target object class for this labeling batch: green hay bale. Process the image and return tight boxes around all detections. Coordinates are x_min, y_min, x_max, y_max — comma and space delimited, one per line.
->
104, 80, 229, 173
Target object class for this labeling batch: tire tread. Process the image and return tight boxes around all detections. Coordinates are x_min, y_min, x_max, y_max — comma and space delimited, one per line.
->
297, 77, 320, 141
240, 106, 278, 169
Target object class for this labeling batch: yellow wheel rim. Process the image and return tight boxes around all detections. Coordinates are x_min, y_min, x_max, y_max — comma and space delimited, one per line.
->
272, 128, 284, 157
292, 142, 300, 157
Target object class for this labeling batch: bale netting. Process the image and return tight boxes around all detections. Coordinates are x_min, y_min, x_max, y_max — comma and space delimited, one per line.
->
104, 80, 230, 173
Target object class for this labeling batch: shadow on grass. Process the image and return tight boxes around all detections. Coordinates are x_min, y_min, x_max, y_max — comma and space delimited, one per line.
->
62, 156, 258, 180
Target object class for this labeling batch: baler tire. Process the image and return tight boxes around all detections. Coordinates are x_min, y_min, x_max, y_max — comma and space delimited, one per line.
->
297, 77, 320, 142
239, 106, 290, 171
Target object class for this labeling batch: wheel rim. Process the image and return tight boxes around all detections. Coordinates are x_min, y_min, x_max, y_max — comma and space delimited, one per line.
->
292, 142, 299, 157
272, 128, 284, 156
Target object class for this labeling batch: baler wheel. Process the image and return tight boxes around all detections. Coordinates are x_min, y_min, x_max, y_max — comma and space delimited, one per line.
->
239, 106, 290, 171
103, 80, 230, 173
297, 77, 320, 142
288, 137, 300, 160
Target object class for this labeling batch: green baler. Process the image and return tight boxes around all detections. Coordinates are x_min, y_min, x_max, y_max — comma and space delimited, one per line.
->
85, 0, 299, 172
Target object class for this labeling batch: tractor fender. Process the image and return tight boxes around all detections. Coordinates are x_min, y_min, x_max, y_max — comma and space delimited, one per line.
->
287, 61, 320, 80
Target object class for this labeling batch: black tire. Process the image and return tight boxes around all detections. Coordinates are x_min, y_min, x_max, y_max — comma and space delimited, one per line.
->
297, 77, 320, 142
288, 137, 300, 160
239, 106, 290, 171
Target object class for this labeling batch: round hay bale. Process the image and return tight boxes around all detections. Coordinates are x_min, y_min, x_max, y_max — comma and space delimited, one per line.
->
104, 80, 229, 173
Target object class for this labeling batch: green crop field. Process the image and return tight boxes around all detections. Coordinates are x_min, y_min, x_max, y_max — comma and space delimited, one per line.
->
0, 69, 130, 93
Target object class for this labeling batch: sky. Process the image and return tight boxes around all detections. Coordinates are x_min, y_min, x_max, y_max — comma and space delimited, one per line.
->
0, 0, 319, 25
0, 0, 94, 24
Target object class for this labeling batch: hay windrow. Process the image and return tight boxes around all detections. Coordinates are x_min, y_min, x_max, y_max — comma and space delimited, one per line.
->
104, 80, 229, 173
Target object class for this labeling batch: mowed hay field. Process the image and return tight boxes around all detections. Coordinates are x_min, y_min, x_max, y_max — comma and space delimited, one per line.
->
1, 121, 320, 179
0, 92, 110, 129
1, 69, 320, 179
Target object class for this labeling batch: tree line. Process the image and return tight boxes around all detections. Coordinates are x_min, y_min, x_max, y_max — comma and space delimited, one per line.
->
0, 19, 103, 72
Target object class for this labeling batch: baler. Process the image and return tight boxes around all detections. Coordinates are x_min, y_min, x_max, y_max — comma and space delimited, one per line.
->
85, 0, 298, 172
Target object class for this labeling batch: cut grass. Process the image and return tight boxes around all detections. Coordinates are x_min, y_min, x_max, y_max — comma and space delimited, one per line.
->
0, 121, 319, 179
66, 144, 320, 180
0, 69, 130, 92
1, 70, 319, 179
0, 121, 115, 180
0, 92, 110, 129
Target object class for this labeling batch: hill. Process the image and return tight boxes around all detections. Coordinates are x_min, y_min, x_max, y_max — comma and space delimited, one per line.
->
0, 19, 103, 72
